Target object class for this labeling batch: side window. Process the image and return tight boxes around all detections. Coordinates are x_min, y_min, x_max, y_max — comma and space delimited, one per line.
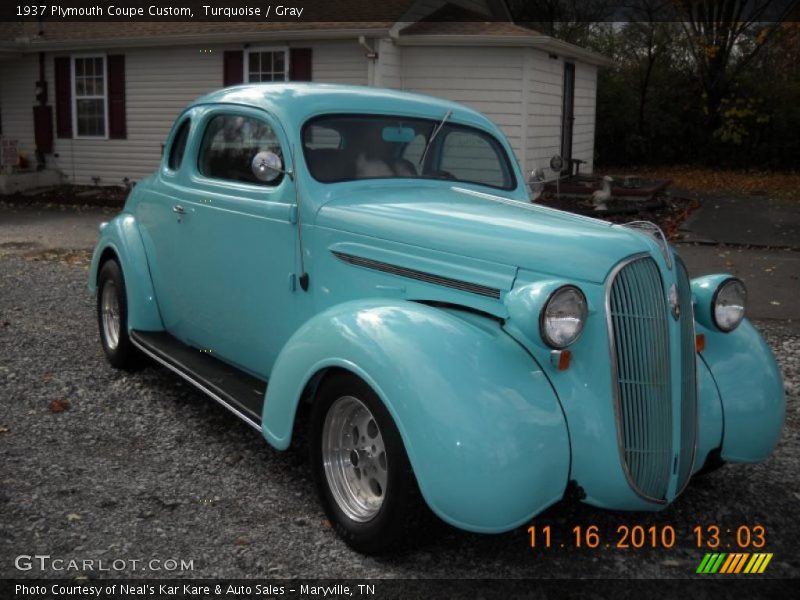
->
439, 130, 509, 188
198, 114, 283, 185
168, 119, 190, 171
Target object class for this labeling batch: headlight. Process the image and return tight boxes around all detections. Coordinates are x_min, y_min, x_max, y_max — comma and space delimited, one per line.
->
712, 278, 746, 332
540, 286, 587, 348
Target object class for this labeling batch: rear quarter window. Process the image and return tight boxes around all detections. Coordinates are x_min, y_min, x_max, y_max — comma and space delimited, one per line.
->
167, 119, 190, 171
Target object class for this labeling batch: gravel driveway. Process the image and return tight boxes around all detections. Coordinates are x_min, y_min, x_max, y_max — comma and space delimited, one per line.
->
0, 254, 797, 580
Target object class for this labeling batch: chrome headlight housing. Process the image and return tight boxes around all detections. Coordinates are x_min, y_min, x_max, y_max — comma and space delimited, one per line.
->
540, 285, 588, 348
712, 278, 747, 332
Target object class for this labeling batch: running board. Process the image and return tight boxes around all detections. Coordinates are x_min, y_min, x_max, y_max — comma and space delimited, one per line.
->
130, 330, 266, 432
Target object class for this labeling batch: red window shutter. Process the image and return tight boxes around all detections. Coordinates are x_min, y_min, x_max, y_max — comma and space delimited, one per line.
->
223, 50, 244, 86
289, 48, 312, 81
107, 55, 126, 139
54, 57, 72, 138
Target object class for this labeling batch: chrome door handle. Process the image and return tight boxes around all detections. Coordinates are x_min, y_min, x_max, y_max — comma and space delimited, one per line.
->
172, 204, 185, 215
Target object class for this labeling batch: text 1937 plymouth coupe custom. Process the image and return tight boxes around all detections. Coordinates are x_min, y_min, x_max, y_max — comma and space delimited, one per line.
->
89, 83, 784, 553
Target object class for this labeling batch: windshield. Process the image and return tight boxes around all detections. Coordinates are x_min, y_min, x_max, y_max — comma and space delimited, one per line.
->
302, 114, 516, 191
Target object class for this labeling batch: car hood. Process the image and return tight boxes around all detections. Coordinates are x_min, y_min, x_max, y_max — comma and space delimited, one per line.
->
315, 183, 650, 284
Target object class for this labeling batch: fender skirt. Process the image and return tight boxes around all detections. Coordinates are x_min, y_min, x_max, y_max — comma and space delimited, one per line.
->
262, 300, 570, 533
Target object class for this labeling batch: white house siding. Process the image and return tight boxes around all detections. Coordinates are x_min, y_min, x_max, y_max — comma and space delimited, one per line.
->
1, 39, 598, 186
43, 45, 222, 185
400, 46, 525, 168
308, 40, 369, 86
572, 61, 597, 174
375, 39, 402, 89
525, 49, 564, 176
525, 50, 597, 176
0, 54, 39, 166
1, 40, 367, 185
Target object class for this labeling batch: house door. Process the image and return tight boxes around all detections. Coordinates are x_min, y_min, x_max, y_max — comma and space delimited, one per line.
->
561, 62, 575, 166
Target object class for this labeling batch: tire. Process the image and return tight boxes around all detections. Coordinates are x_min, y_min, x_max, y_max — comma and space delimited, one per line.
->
694, 449, 726, 478
96, 259, 141, 370
310, 372, 423, 554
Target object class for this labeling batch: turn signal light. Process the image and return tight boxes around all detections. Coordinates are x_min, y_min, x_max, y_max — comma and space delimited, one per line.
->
550, 349, 572, 371
696, 334, 705, 353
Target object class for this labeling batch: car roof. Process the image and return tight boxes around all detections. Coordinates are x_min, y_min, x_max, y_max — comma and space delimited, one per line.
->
190, 83, 497, 132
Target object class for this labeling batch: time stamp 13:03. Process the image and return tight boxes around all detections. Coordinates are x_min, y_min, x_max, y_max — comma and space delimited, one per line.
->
527, 524, 768, 550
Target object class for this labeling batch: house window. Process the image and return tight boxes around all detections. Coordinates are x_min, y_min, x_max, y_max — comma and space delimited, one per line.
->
246, 48, 288, 82
72, 55, 107, 138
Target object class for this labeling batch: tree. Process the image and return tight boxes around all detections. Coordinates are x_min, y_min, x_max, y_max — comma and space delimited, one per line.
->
676, 0, 796, 141
506, 0, 615, 46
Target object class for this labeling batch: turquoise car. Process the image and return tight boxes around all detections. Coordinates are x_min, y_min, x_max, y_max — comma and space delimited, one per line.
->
89, 83, 784, 554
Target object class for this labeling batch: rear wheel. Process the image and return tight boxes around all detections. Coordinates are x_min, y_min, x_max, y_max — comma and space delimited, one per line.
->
310, 372, 422, 554
97, 260, 140, 370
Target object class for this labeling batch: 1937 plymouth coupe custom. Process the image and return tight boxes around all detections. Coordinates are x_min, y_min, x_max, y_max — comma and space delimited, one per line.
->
89, 83, 784, 553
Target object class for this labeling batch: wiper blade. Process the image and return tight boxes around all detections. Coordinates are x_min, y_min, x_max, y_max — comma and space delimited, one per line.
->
418, 109, 452, 168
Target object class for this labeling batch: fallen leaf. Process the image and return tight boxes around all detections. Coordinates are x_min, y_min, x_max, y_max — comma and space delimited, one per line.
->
66, 513, 81, 521
234, 536, 251, 546
48, 399, 71, 413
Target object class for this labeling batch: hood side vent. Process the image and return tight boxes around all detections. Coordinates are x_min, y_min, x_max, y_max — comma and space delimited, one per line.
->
332, 251, 502, 299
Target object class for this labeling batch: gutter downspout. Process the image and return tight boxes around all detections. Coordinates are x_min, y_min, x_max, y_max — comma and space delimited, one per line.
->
358, 36, 379, 86
34, 51, 47, 169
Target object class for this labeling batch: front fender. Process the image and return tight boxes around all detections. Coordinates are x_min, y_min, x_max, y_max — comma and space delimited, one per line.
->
698, 319, 784, 463
262, 300, 570, 533
88, 212, 163, 332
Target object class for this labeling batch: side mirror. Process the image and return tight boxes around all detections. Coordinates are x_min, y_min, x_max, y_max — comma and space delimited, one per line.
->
251, 150, 286, 182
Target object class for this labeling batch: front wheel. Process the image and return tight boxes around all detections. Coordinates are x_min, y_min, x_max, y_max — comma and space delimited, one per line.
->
310, 372, 423, 554
96, 259, 141, 370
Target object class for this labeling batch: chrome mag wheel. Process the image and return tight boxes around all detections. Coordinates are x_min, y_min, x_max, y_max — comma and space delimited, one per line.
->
101, 279, 121, 351
322, 395, 388, 522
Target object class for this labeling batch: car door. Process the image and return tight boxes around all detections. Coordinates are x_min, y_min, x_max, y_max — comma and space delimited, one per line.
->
137, 113, 194, 338
162, 106, 298, 379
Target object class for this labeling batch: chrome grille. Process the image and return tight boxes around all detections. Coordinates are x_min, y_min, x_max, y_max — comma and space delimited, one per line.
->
609, 256, 672, 501
676, 260, 698, 491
